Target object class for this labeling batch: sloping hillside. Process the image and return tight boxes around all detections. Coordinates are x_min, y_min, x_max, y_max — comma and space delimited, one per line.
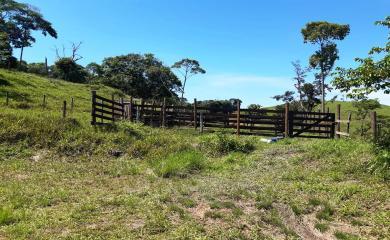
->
320, 101, 390, 119
0, 70, 389, 239
0, 69, 123, 114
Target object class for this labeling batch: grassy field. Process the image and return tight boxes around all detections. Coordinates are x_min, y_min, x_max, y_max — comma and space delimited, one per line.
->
0, 69, 389, 239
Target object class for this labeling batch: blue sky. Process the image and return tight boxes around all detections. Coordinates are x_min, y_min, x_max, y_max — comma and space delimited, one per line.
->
18, 0, 390, 106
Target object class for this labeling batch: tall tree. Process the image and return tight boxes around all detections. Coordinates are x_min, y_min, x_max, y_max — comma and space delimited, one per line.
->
302, 21, 350, 112
101, 54, 182, 99
0, 0, 57, 64
333, 16, 390, 99
171, 58, 206, 101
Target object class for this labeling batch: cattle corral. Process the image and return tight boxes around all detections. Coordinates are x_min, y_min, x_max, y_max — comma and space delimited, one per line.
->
91, 91, 345, 139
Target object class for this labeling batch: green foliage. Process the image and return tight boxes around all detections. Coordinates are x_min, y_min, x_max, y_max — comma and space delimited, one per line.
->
199, 133, 255, 156
0, 0, 57, 62
247, 104, 262, 110
334, 231, 359, 240
369, 149, 390, 180
302, 21, 350, 111
0, 31, 12, 67
314, 222, 329, 232
352, 99, 381, 137
26, 62, 47, 75
153, 150, 205, 178
197, 99, 236, 113
171, 58, 206, 100
52, 58, 87, 83
333, 16, 389, 99
101, 53, 181, 99
272, 61, 320, 111
316, 203, 335, 221
0, 207, 16, 226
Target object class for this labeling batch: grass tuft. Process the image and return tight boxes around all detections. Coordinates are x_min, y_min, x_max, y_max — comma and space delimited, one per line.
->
153, 150, 205, 178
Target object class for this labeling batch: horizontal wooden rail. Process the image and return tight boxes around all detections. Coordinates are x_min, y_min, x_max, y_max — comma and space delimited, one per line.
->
95, 95, 124, 107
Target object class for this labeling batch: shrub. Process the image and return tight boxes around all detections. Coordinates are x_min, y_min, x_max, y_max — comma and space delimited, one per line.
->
0, 207, 16, 226
199, 133, 255, 156
153, 150, 205, 178
370, 125, 390, 179
369, 149, 390, 180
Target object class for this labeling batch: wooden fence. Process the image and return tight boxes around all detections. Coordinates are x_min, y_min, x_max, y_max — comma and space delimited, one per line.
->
91, 92, 339, 139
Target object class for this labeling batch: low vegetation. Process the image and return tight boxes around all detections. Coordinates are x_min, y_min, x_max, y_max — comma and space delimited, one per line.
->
0, 70, 389, 239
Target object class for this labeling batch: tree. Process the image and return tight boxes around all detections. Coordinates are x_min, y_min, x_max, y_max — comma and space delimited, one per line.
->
333, 16, 390, 99
85, 62, 103, 83
0, 0, 57, 64
52, 58, 87, 83
197, 100, 236, 113
272, 61, 321, 112
101, 54, 182, 99
26, 62, 47, 75
86, 62, 103, 77
171, 58, 206, 101
302, 21, 350, 112
0, 31, 12, 67
247, 104, 262, 110
353, 99, 381, 137
272, 91, 295, 103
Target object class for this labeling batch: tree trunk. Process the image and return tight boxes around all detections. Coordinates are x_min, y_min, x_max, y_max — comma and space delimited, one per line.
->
19, 47, 24, 66
321, 75, 325, 112
180, 76, 187, 103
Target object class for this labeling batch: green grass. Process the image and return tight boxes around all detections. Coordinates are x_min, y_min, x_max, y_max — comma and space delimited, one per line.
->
0, 69, 389, 239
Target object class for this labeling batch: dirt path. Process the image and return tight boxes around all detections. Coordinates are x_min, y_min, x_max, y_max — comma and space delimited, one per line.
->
274, 203, 332, 240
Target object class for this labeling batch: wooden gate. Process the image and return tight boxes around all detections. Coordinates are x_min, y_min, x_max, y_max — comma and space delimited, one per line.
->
287, 111, 335, 139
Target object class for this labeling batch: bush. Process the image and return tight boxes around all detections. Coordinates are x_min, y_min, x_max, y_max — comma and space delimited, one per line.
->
153, 150, 205, 178
370, 124, 390, 179
51, 58, 87, 83
199, 133, 255, 156
369, 150, 390, 180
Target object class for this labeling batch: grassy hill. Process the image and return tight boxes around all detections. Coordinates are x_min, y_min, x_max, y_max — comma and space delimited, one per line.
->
0, 69, 123, 118
321, 101, 390, 117
0, 69, 389, 239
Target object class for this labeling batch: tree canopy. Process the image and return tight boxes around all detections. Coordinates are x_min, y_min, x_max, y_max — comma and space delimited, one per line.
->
272, 61, 321, 112
302, 21, 350, 111
333, 16, 390, 99
101, 54, 182, 99
0, 0, 57, 63
171, 58, 206, 101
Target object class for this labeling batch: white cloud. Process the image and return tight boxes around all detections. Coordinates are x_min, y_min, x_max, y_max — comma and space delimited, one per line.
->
203, 74, 291, 88
369, 92, 390, 106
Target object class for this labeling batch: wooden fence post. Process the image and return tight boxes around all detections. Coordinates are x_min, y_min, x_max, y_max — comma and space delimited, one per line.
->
120, 98, 124, 119
111, 94, 115, 122
194, 98, 197, 129
91, 91, 96, 125
346, 112, 352, 135
330, 112, 336, 138
140, 98, 144, 122
200, 112, 204, 133
336, 104, 341, 139
162, 98, 166, 127
6, 92, 9, 105
236, 101, 241, 135
136, 107, 140, 122
371, 111, 377, 141
43, 95, 46, 108
71, 97, 74, 112
284, 103, 289, 137
63, 101, 67, 118
129, 96, 133, 121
